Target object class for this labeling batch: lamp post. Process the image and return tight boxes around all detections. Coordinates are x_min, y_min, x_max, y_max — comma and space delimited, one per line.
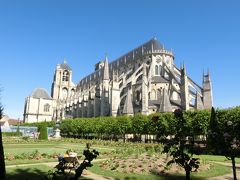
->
54, 110, 61, 139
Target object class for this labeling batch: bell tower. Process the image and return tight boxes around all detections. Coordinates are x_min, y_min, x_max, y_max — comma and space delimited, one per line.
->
51, 59, 75, 101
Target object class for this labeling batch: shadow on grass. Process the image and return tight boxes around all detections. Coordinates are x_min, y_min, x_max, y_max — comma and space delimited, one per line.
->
6, 167, 93, 180
109, 173, 206, 180
7, 168, 48, 180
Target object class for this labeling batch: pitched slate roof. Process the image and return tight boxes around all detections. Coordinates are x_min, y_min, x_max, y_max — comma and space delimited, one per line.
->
60, 63, 72, 71
31, 88, 52, 100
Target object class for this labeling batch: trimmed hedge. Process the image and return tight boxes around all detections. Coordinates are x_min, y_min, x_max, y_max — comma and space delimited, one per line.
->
38, 124, 48, 140
21, 121, 55, 128
59, 107, 240, 140
2, 132, 22, 137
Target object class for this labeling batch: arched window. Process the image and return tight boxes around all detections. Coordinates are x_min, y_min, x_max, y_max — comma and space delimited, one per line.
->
157, 89, 161, 100
62, 87, 68, 99
44, 103, 50, 112
151, 89, 157, 100
136, 90, 141, 102
62, 70, 69, 81
159, 65, 162, 76
71, 89, 75, 97
155, 65, 159, 75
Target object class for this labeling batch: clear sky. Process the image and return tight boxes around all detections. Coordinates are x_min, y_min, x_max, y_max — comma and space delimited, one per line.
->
0, 0, 240, 119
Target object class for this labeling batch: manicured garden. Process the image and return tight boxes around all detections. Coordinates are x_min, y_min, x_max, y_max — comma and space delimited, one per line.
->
3, 138, 236, 180
3, 107, 240, 179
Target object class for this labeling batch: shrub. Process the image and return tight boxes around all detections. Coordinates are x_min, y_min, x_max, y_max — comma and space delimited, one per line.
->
38, 124, 48, 140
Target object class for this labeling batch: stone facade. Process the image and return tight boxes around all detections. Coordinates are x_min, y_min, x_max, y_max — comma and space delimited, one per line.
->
23, 38, 213, 122
23, 88, 53, 123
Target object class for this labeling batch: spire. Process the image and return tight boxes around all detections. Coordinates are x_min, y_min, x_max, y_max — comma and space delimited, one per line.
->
103, 55, 109, 80
203, 70, 213, 109
180, 63, 189, 110
159, 88, 172, 112
63, 58, 67, 64
122, 88, 134, 116
182, 63, 186, 75
195, 92, 204, 110
141, 63, 149, 115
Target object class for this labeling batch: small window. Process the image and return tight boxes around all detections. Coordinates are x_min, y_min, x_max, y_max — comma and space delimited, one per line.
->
44, 104, 50, 112
155, 65, 159, 75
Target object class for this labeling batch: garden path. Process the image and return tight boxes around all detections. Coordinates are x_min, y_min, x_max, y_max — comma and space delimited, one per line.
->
6, 159, 112, 180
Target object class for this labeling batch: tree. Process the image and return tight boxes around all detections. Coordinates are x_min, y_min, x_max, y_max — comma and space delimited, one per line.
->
164, 109, 200, 180
132, 113, 149, 142
0, 90, 6, 180
206, 107, 224, 154
207, 107, 240, 180
219, 108, 240, 180
116, 115, 131, 142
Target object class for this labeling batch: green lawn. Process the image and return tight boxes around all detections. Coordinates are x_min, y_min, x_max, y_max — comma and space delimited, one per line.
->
4, 142, 113, 155
3, 139, 235, 179
195, 154, 240, 163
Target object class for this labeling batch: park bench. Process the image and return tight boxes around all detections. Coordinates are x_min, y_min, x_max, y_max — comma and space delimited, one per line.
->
55, 153, 82, 174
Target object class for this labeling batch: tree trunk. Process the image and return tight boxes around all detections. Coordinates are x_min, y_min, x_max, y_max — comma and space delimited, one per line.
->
231, 156, 237, 180
0, 126, 6, 180
185, 170, 190, 180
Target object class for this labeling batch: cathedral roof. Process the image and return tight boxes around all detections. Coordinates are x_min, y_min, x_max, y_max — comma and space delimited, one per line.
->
151, 76, 169, 83
60, 60, 72, 71
30, 88, 52, 100
77, 38, 164, 88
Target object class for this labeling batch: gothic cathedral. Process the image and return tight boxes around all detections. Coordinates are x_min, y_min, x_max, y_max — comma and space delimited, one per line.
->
23, 38, 213, 123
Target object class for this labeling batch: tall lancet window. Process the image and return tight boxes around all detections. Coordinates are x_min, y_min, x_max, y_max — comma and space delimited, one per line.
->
159, 65, 162, 76
155, 65, 159, 75
62, 70, 69, 81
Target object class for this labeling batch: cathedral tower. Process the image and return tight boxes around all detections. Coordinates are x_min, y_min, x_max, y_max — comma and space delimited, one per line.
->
51, 60, 75, 101
51, 60, 75, 119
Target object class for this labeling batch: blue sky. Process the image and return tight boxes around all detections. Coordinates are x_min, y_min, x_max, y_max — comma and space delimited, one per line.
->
0, 0, 240, 119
